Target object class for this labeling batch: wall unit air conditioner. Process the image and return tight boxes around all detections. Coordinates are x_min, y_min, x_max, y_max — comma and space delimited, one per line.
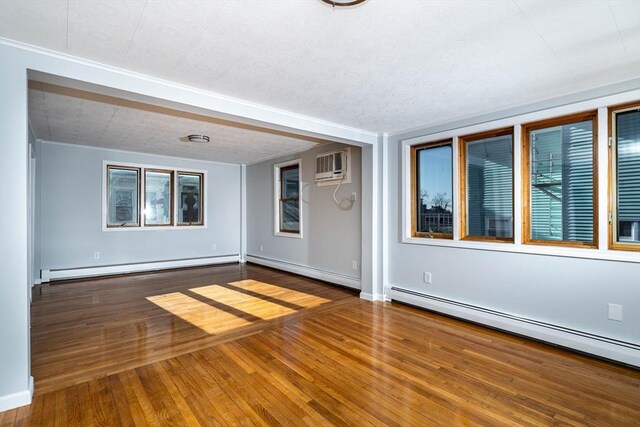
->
315, 149, 348, 182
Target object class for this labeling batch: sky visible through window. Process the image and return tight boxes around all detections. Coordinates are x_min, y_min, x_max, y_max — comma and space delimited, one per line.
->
418, 145, 452, 211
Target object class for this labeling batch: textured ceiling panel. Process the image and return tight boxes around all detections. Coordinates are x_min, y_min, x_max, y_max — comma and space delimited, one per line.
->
0, 0, 67, 51
67, 0, 147, 64
3, 0, 639, 133
28, 86, 320, 164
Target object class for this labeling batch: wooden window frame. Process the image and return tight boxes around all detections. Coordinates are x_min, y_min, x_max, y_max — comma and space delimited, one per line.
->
143, 169, 174, 227
176, 172, 205, 227
106, 165, 141, 228
278, 164, 301, 234
459, 127, 514, 243
608, 101, 640, 252
411, 139, 454, 239
521, 110, 599, 248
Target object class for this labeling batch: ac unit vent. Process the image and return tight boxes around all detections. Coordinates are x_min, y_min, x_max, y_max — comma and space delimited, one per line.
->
316, 150, 347, 182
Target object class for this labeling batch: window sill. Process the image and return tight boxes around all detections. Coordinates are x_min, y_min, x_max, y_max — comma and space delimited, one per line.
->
103, 225, 207, 232
610, 242, 640, 253
274, 231, 302, 239
401, 236, 640, 263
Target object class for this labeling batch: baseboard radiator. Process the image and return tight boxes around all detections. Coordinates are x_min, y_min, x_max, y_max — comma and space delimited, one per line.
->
388, 286, 640, 368
245, 254, 361, 290
40, 254, 240, 282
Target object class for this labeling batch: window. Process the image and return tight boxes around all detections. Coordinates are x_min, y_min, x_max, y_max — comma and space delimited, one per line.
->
177, 172, 204, 226
144, 169, 173, 226
609, 102, 640, 251
105, 163, 205, 229
411, 140, 453, 238
522, 111, 597, 247
274, 160, 301, 236
106, 165, 140, 227
459, 128, 513, 241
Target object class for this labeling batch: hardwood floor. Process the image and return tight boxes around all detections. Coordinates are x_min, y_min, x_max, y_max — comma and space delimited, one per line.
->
29, 263, 355, 394
1, 264, 639, 426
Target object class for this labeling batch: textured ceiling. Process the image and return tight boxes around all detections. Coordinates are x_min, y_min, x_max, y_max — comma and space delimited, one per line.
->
28, 84, 320, 164
3, 0, 640, 134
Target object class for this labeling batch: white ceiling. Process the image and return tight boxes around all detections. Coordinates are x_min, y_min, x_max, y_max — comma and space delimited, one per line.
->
28, 84, 320, 164
3, 0, 640, 134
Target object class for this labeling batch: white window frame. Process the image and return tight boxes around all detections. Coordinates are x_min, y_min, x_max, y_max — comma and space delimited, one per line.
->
400, 90, 640, 263
274, 158, 303, 239
102, 160, 207, 232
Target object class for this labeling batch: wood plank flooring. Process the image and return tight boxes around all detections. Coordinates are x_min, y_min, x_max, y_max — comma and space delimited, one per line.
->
1, 263, 639, 426
29, 263, 355, 394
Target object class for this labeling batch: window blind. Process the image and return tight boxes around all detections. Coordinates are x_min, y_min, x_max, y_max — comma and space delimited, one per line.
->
616, 109, 640, 242
563, 121, 593, 243
466, 135, 513, 237
530, 128, 563, 240
530, 120, 593, 243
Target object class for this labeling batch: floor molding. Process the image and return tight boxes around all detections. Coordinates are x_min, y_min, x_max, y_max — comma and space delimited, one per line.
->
388, 286, 640, 368
246, 254, 361, 290
0, 376, 33, 412
41, 255, 240, 282
359, 292, 385, 301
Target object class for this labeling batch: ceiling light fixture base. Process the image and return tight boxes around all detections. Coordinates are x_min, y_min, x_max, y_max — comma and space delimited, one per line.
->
188, 134, 210, 143
321, 0, 367, 7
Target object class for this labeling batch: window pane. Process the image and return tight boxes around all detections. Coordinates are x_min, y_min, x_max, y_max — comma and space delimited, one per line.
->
107, 167, 139, 226
281, 166, 299, 199
416, 144, 453, 234
466, 135, 513, 238
280, 200, 300, 232
529, 120, 593, 243
279, 164, 300, 233
616, 109, 640, 243
145, 171, 172, 225
178, 173, 203, 225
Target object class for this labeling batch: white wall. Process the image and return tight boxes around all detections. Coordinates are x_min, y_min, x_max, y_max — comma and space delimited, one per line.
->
246, 143, 362, 285
385, 88, 640, 366
0, 44, 31, 413
28, 127, 39, 288
36, 141, 240, 273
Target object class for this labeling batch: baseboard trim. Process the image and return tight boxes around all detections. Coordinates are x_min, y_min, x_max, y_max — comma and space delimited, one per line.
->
388, 286, 640, 368
359, 292, 385, 301
42, 255, 240, 282
0, 376, 33, 412
246, 254, 361, 290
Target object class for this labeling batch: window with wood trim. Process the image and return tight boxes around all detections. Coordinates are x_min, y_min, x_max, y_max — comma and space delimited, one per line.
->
105, 163, 205, 229
609, 101, 640, 251
177, 172, 204, 226
144, 169, 174, 226
106, 165, 141, 228
522, 111, 598, 247
275, 160, 301, 236
459, 128, 514, 242
411, 140, 453, 238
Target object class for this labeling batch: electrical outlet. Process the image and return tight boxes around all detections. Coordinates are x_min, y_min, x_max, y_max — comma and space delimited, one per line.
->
423, 272, 432, 284
351, 192, 357, 202
259, 245, 264, 252
211, 243, 217, 250
608, 303, 622, 322
352, 260, 358, 270
93, 251, 100, 260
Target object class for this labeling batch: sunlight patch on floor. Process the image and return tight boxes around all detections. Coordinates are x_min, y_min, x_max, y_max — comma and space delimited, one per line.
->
146, 292, 251, 334
190, 284, 297, 319
227, 279, 331, 307
147, 281, 331, 335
